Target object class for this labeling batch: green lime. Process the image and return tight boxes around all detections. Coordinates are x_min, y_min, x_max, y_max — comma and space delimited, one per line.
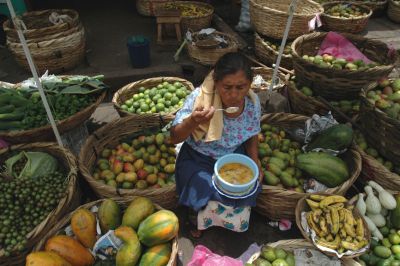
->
176, 89, 186, 99
136, 108, 142, 114
145, 98, 152, 104
144, 89, 150, 95
162, 81, 169, 87
156, 103, 165, 112
151, 106, 157, 113
133, 94, 140, 101
121, 105, 129, 111
174, 81, 182, 87
138, 87, 146, 93
157, 84, 163, 89
152, 94, 161, 102
140, 103, 150, 112
168, 85, 177, 93
165, 100, 171, 107
132, 101, 140, 109
171, 96, 179, 105
157, 98, 165, 104
159, 89, 167, 96
139, 92, 145, 98
149, 89, 157, 98
128, 107, 135, 113
125, 99, 134, 106
165, 92, 173, 100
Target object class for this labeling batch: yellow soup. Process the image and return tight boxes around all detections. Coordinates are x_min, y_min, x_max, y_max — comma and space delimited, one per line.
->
218, 163, 254, 185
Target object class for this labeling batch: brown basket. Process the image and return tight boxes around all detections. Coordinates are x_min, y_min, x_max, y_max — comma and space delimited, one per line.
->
359, 81, 400, 165
112, 76, 194, 118
187, 31, 238, 66
254, 113, 361, 221
79, 114, 178, 209
291, 32, 397, 101
247, 239, 361, 265
33, 198, 178, 266
321, 2, 372, 33
7, 26, 86, 74
249, 0, 324, 40
176, 1, 214, 33
0, 90, 106, 144
388, 0, 400, 23
3, 9, 80, 41
0, 142, 80, 266
295, 193, 370, 259
254, 32, 293, 70
136, 0, 173, 16
354, 0, 388, 17
251, 66, 287, 92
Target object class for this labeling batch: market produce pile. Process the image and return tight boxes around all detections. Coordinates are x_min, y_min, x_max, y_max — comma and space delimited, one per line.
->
302, 54, 379, 70
365, 78, 400, 120
0, 151, 65, 257
93, 132, 176, 189
248, 245, 295, 266
325, 4, 369, 18
261, 37, 292, 55
27, 197, 179, 265
0, 75, 108, 131
163, 2, 211, 17
120, 81, 190, 115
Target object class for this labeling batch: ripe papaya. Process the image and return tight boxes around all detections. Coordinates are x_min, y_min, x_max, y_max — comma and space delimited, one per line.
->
71, 209, 97, 249
26, 251, 72, 266
139, 242, 172, 266
115, 226, 141, 266
122, 197, 155, 230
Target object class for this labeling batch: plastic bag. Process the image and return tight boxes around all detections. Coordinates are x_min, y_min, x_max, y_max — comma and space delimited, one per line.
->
318, 32, 373, 64
235, 0, 251, 32
188, 245, 243, 266
5, 151, 58, 179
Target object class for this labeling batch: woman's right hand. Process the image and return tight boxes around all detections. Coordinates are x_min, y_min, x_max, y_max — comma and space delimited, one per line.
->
190, 106, 215, 126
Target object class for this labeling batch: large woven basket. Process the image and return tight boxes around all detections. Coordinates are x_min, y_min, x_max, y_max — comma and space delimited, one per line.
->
112, 76, 194, 118
187, 31, 238, 66
359, 81, 400, 165
295, 193, 370, 259
33, 198, 178, 266
291, 32, 397, 100
254, 32, 293, 70
254, 113, 361, 221
354, 0, 388, 17
0, 90, 106, 144
251, 66, 286, 93
388, 0, 400, 23
136, 0, 172, 16
79, 114, 178, 209
321, 2, 372, 33
0, 142, 80, 266
247, 239, 362, 265
177, 1, 214, 32
249, 0, 324, 40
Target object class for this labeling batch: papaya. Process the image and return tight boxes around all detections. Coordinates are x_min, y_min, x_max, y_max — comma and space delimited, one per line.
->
98, 199, 122, 234
122, 197, 155, 230
139, 242, 172, 266
390, 195, 400, 229
138, 210, 179, 247
26, 251, 72, 266
114, 226, 141, 266
306, 124, 353, 152
71, 209, 97, 249
45, 235, 94, 266
296, 152, 349, 187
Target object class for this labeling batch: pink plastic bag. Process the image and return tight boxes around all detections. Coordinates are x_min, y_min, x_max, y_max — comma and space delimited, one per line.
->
188, 245, 243, 266
318, 31, 373, 64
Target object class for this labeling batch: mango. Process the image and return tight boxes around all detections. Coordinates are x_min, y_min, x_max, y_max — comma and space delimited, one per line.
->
101, 148, 111, 158
155, 133, 165, 145
136, 180, 148, 189
125, 172, 137, 183
164, 164, 175, 174
112, 160, 123, 174
134, 159, 144, 170
98, 199, 122, 234
116, 173, 126, 183
264, 171, 280, 186
146, 174, 158, 185
123, 162, 134, 172
268, 163, 282, 176
137, 169, 149, 180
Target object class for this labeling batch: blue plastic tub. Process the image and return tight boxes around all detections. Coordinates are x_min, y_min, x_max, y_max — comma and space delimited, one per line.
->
127, 35, 151, 68
0, 0, 27, 17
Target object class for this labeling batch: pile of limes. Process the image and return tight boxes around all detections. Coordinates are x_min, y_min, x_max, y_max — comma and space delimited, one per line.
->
121, 81, 191, 114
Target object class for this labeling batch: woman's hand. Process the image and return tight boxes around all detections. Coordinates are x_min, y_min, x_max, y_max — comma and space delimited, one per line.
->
257, 159, 264, 183
190, 106, 215, 126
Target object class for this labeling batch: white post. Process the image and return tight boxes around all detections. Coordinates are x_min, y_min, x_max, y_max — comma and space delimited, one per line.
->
5, 0, 64, 147
269, 0, 297, 91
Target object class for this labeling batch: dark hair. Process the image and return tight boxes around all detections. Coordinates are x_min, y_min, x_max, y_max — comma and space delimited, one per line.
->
213, 52, 253, 82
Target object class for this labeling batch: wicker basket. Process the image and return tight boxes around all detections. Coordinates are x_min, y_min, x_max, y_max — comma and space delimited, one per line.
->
0, 90, 106, 144
359, 81, 400, 165
295, 193, 370, 259
251, 66, 286, 92
254, 113, 361, 221
247, 239, 362, 265
254, 33, 293, 70
249, 0, 324, 40
291, 32, 397, 101
112, 76, 194, 118
354, 0, 388, 17
176, 1, 214, 33
187, 31, 238, 66
388, 0, 400, 23
79, 114, 178, 209
136, 0, 173, 16
0, 142, 80, 266
321, 2, 372, 33
33, 198, 178, 266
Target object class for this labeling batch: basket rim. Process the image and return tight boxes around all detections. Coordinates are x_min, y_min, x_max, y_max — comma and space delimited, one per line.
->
389, 0, 400, 6
163, 1, 214, 19
254, 32, 292, 58
251, 66, 287, 90
321, 1, 373, 19
189, 31, 238, 50
249, 0, 324, 16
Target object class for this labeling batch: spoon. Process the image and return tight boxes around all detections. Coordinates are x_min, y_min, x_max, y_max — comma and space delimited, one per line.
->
214, 107, 239, 113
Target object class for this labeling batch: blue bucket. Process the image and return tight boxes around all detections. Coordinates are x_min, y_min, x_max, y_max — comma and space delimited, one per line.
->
0, 0, 27, 17
127, 35, 151, 68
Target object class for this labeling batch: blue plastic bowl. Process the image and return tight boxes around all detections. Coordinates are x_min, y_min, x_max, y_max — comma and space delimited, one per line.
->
214, 153, 259, 194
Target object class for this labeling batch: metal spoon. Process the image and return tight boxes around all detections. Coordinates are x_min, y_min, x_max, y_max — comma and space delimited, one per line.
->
214, 107, 239, 113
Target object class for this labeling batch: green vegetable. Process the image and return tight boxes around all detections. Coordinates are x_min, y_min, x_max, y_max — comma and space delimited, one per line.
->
374, 246, 392, 259
391, 195, 400, 229
306, 124, 354, 151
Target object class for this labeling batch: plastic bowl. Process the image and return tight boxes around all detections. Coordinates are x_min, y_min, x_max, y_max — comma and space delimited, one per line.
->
214, 153, 259, 194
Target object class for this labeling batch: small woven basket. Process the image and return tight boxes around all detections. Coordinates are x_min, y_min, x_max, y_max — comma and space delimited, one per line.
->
254, 32, 293, 70
354, 0, 388, 17
0, 142, 80, 266
112, 76, 194, 118
321, 2, 372, 33
187, 31, 238, 66
249, 0, 324, 40
79, 114, 178, 209
291, 32, 397, 100
254, 113, 361, 221
33, 198, 178, 266
295, 193, 370, 259
251, 66, 286, 93
136, 0, 173, 16
388, 0, 400, 23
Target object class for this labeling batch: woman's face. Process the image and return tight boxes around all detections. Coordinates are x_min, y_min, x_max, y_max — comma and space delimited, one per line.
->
215, 70, 251, 108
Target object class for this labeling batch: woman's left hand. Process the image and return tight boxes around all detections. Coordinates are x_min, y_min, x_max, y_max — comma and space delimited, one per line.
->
256, 159, 263, 183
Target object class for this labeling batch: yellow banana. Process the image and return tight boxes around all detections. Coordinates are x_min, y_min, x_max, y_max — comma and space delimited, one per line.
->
326, 234, 334, 242
347, 205, 354, 211
310, 194, 326, 202
316, 235, 340, 250
319, 195, 347, 208
339, 209, 346, 223
341, 240, 362, 251
355, 217, 364, 238
330, 207, 340, 235
340, 228, 347, 239
346, 236, 353, 242
312, 209, 323, 223
319, 217, 328, 236
328, 203, 345, 209
344, 219, 356, 238
326, 212, 334, 234
307, 212, 322, 236
306, 199, 321, 210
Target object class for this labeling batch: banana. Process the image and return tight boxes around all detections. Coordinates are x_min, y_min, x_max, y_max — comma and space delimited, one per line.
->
346, 236, 353, 242
340, 228, 347, 239
307, 212, 322, 236
319, 217, 328, 236
355, 217, 365, 238
312, 209, 323, 223
339, 209, 346, 223
328, 203, 344, 209
347, 205, 354, 211
319, 196, 347, 208
326, 212, 334, 234
310, 194, 326, 202
316, 235, 340, 250
344, 220, 356, 238
326, 234, 334, 242
341, 240, 362, 251
306, 199, 321, 210
330, 207, 340, 235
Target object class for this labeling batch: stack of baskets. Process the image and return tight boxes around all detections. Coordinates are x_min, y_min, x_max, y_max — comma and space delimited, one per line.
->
388, 0, 400, 23
3, 9, 85, 74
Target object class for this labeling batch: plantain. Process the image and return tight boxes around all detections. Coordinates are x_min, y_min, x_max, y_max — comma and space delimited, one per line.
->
326, 234, 334, 242
307, 212, 322, 236
319, 217, 328, 236
330, 207, 340, 235
316, 235, 340, 250
328, 203, 344, 209
341, 240, 363, 251
338, 209, 346, 223
319, 195, 347, 208
340, 228, 347, 239
326, 212, 334, 234
312, 209, 323, 223
343, 209, 356, 237
306, 199, 321, 210
355, 217, 365, 239
310, 194, 326, 202
346, 236, 353, 242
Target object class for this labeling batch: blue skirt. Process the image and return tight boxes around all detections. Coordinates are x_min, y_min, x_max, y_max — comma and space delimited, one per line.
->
175, 142, 261, 211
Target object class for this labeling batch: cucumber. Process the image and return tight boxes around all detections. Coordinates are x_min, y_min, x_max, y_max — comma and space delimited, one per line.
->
0, 105, 15, 113
374, 246, 392, 259
0, 112, 24, 121
306, 124, 354, 152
